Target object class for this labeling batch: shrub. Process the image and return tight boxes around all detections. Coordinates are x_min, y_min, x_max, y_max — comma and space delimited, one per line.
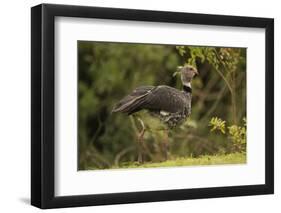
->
209, 117, 246, 153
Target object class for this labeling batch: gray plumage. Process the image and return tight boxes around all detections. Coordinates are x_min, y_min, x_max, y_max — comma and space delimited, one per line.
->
112, 85, 192, 128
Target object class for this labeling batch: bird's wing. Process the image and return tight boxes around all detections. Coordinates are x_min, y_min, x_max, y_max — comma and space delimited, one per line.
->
143, 85, 187, 113
112, 85, 190, 114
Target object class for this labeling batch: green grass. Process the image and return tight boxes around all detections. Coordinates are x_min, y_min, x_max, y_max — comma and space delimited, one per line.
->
110, 153, 246, 169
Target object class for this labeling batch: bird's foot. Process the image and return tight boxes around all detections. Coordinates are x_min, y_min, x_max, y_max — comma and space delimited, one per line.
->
162, 142, 170, 161
138, 153, 144, 164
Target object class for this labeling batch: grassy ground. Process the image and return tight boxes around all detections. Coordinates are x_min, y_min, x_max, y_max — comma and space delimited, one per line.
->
107, 153, 246, 170
83, 153, 246, 170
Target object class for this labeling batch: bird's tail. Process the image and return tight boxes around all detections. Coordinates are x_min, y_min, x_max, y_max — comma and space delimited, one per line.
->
112, 95, 146, 114
112, 86, 154, 114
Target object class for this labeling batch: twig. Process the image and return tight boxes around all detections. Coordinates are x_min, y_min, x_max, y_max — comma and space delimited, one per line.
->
114, 146, 136, 166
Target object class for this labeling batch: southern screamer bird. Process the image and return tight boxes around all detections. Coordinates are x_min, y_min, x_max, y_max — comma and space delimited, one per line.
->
112, 65, 198, 163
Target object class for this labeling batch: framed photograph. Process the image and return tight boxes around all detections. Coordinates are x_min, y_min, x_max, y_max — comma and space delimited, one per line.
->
31, 3, 274, 209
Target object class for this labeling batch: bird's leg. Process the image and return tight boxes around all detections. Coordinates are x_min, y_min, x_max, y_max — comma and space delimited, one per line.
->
137, 118, 146, 163
137, 128, 145, 163
162, 129, 169, 161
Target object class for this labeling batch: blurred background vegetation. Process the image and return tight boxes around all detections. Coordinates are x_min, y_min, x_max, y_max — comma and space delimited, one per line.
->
78, 41, 246, 170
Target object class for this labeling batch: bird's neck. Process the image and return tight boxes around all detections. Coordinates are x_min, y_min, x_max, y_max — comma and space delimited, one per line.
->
183, 82, 192, 93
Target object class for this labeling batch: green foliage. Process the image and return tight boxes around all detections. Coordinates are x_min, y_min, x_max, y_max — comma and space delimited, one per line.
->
209, 117, 226, 134
228, 118, 247, 152
209, 117, 246, 152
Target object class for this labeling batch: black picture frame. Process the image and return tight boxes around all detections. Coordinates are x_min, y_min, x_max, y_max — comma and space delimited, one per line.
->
31, 3, 274, 209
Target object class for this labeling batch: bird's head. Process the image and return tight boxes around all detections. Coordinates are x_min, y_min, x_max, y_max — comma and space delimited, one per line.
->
173, 65, 198, 85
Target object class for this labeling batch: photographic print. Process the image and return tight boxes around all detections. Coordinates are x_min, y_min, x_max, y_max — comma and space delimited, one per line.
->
78, 41, 247, 170
31, 4, 273, 208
